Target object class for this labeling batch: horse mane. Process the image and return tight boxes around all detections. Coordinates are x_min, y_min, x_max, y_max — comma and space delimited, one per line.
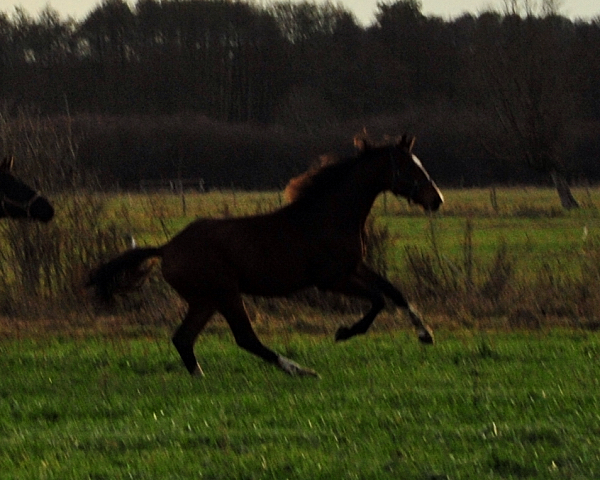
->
283, 153, 363, 203
283, 132, 416, 204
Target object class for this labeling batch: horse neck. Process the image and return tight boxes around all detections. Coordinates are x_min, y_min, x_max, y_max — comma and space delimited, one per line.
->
313, 155, 389, 230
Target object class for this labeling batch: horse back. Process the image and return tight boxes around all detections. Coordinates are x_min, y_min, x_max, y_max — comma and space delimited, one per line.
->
160, 211, 363, 297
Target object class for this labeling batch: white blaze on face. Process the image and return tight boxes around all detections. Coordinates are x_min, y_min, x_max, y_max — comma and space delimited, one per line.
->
411, 154, 429, 178
411, 154, 444, 203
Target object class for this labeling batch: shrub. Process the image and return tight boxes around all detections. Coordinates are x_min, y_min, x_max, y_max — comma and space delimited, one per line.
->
403, 217, 518, 323
0, 194, 129, 317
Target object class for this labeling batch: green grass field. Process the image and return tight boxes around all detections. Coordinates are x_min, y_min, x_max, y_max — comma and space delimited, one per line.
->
1, 331, 599, 479
2, 187, 600, 478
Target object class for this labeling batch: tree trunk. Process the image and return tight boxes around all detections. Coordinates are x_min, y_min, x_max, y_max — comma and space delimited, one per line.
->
550, 170, 579, 210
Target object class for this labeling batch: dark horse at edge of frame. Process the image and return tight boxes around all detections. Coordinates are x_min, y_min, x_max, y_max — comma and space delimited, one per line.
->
87, 134, 443, 377
0, 156, 54, 223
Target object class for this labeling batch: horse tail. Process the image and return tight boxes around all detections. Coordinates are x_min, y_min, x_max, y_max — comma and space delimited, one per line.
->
87, 247, 163, 303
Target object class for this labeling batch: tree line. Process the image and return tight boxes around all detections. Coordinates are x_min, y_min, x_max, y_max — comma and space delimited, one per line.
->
1, 0, 599, 196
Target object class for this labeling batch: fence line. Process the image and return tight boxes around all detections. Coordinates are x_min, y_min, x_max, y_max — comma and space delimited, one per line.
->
139, 178, 205, 193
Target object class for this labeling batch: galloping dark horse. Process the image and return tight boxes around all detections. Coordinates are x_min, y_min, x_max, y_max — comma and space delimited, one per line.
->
0, 156, 54, 222
88, 135, 443, 376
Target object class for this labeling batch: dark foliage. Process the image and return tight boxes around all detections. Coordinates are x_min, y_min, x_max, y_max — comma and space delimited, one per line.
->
0, 1, 599, 187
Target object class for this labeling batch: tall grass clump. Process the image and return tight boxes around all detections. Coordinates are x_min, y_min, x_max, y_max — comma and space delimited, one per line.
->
401, 214, 600, 330
0, 195, 128, 317
569, 235, 600, 328
0, 107, 179, 325
404, 217, 517, 326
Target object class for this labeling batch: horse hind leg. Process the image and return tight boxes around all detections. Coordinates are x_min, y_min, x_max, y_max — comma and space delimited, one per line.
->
172, 301, 216, 376
217, 292, 318, 377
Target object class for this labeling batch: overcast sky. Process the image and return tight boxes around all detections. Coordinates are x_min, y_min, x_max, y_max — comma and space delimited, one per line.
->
2, 0, 599, 24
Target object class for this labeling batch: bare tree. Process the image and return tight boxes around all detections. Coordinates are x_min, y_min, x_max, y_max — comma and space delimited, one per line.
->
473, 0, 580, 208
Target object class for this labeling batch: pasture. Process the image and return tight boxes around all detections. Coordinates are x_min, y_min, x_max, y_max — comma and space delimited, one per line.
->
2, 186, 600, 478
1, 331, 599, 479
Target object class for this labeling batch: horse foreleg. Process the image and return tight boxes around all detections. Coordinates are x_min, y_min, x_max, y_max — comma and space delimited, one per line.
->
367, 269, 434, 344
328, 275, 386, 341
172, 302, 216, 376
218, 293, 318, 377
332, 265, 434, 344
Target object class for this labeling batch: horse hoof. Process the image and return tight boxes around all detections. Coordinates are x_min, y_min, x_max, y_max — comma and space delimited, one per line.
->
335, 326, 352, 342
191, 364, 205, 377
278, 356, 319, 377
418, 328, 434, 345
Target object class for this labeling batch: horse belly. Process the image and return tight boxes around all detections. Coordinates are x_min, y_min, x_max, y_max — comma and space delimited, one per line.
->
237, 239, 361, 295
236, 246, 312, 296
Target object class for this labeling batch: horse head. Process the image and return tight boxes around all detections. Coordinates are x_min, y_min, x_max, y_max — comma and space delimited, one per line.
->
0, 156, 54, 222
355, 134, 443, 212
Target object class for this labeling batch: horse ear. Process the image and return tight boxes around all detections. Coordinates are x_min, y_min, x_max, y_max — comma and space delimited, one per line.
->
1, 156, 14, 173
408, 136, 416, 151
354, 136, 368, 152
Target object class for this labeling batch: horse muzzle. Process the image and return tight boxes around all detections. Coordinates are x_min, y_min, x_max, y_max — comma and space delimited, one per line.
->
414, 183, 444, 212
